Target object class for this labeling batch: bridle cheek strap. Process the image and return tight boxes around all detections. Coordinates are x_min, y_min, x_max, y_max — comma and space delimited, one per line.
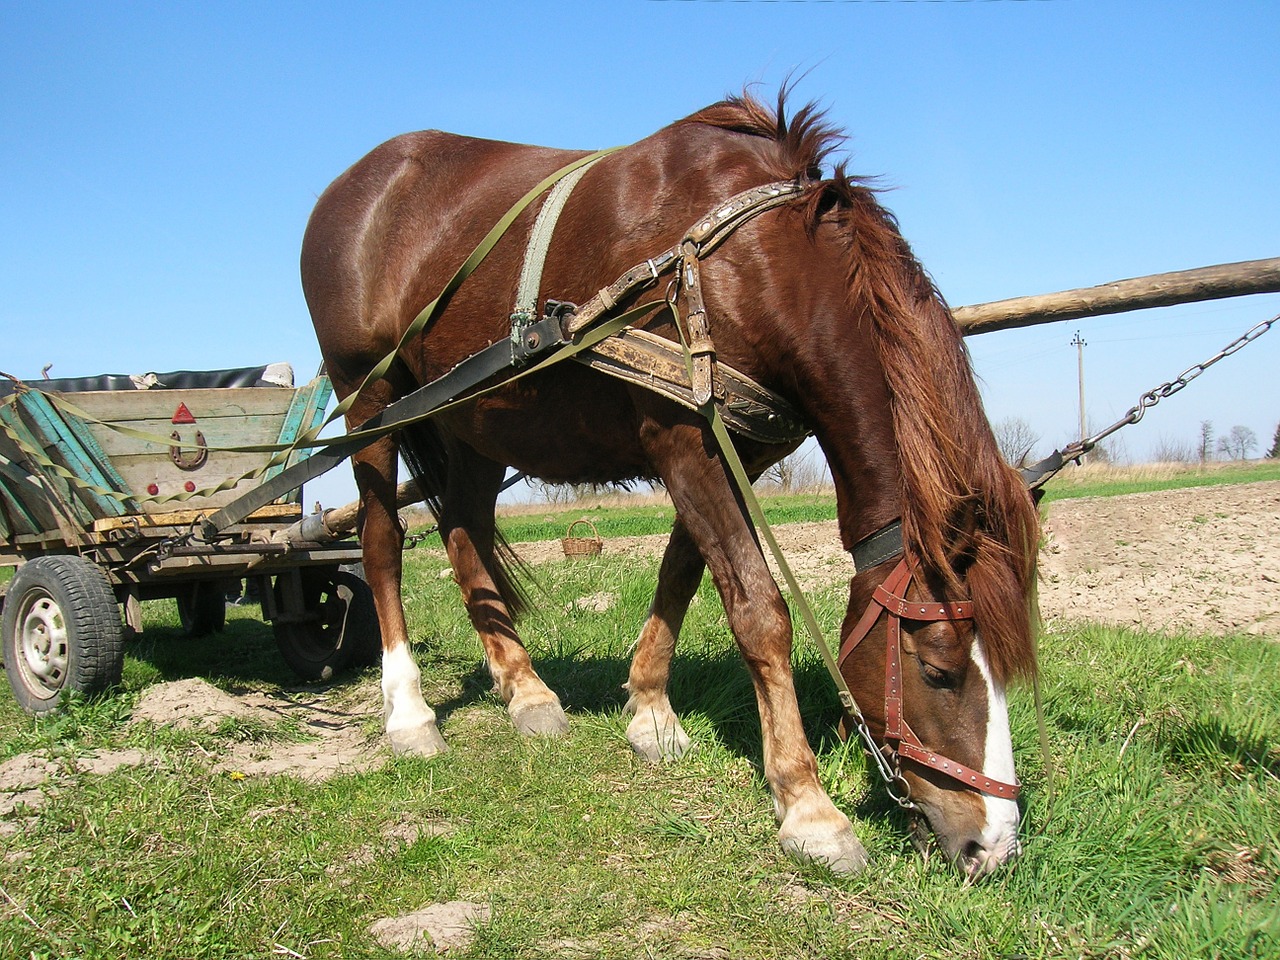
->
843, 557, 1022, 801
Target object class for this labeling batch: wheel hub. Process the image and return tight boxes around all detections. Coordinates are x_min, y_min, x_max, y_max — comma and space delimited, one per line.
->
20, 596, 69, 688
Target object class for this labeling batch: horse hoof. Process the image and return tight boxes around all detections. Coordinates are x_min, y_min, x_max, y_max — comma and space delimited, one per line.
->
780, 827, 870, 875
389, 723, 448, 758
510, 702, 569, 737
626, 714, 693, 763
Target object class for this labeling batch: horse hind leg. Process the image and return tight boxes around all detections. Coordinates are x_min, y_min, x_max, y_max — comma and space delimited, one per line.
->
351, 432, 447, 758
624, 515, 702, 762
427, 438, 569, 737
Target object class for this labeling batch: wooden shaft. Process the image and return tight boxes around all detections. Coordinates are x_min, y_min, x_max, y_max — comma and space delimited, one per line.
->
320, 479, 423, 537
954, 257, 1280, 334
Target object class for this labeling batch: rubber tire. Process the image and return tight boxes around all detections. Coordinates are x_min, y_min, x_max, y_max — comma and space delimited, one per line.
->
272, 567, 380, 682
1, 555, 124, 714
177, 581, 227, 637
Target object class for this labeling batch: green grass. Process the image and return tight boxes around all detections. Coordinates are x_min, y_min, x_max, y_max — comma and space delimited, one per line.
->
1038, 458, 1280, 503
483, 492, 840, 545
2, 485, 1279, 958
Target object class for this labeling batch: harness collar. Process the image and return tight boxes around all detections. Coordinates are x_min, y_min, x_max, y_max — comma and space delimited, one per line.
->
851, 519, 904, 573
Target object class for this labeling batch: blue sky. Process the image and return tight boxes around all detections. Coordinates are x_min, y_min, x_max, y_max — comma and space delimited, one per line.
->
3, 1, 1277, 509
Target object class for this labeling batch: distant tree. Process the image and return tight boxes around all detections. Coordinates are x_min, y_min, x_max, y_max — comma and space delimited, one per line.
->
1151, 435, 1195, 463
1269, 422, 1280, 459
1198, 420, 1214, 463
758, 446, 830, 493
992, 416, 1040, 467
1216, 425, 1258, 461
524, 478, 598, 505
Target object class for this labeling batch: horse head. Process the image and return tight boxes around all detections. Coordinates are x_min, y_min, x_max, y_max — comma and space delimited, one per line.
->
839, 504, 1037, 878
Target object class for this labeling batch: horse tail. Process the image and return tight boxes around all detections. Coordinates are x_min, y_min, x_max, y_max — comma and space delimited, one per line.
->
397, 422, 532, 620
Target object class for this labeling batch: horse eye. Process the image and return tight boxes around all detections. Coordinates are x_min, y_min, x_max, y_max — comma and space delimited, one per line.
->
920, 662, 957, 689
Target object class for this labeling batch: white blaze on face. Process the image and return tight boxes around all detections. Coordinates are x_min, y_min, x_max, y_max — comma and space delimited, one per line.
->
971, 637, 1021, 857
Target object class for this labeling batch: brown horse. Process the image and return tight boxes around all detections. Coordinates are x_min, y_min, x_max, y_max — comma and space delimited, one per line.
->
300, 92, 1040, 877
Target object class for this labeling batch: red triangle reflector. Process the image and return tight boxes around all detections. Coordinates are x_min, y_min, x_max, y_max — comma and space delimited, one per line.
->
172, 402, 196, 424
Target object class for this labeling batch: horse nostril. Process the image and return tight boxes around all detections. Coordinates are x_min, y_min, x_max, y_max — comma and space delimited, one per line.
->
960, 839, 994, 880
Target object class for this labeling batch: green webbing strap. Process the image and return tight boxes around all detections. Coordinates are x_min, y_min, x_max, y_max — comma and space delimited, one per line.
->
1031, 645, 1057, 822
513, 155, 606, 319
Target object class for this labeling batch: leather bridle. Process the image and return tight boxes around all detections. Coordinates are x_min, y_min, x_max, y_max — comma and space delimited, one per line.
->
839, 538, 1022, 802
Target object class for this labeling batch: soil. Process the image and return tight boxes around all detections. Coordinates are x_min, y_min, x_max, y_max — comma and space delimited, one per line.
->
512, 480, 1280, 640
129, 676, 384, 781
1037, 480, 1279, 638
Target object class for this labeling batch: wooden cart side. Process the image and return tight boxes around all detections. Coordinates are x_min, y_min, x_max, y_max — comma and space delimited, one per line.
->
66, 386, 299, 515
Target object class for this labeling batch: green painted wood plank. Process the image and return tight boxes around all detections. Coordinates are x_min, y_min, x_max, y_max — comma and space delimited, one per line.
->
264, 377, 334, 501
0, 405, 76, 535
19, 390, 129, 518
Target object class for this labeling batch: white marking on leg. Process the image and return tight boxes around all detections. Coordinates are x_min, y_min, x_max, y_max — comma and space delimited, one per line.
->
972, 639, 1021, 860
381, 643, 437, 733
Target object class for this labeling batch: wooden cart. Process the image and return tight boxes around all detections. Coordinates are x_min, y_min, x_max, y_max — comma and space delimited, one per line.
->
0, 363, 378, 714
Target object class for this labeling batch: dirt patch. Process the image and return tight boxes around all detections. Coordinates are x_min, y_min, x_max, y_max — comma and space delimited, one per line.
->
509, 480, 1280, 639
0, 752, 60, 821
0, 747, 154, 829
130, 677, 260, 730
369, 901, 492, 954
130, 677, 385, 781
1036, 480, 1280, 637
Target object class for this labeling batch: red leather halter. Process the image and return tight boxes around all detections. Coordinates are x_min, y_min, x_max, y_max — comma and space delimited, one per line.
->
839, 556, 1021, 801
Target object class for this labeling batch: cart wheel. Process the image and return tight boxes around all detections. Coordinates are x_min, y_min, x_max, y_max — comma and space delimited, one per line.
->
272, 567, 380, 681
177, 581, 227, 637
1, 555, 124, 714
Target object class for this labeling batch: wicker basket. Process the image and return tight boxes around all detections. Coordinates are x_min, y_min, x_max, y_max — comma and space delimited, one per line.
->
561, 518, 603, 558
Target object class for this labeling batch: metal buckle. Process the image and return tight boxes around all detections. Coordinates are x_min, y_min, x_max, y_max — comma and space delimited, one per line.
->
510, 300, 574, 366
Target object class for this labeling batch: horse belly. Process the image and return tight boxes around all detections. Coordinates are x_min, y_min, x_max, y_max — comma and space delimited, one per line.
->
442, 373, 653, 485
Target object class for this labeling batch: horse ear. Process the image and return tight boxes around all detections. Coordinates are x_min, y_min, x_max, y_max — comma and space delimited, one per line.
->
1029, 486, 1046, 507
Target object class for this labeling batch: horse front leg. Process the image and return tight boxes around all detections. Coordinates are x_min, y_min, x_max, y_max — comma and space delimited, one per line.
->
439, 444, 568, 736
352, 434, 447, 758
642, 420, 867, 874
624, 515, 703, 761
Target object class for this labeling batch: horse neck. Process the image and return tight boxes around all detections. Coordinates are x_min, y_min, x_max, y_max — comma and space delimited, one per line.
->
767, 283, 905, 551
696, 216, 907, 554
802, 351, 905, 554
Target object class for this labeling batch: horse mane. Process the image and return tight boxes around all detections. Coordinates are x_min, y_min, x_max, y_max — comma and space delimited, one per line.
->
682, 91, 1040, 682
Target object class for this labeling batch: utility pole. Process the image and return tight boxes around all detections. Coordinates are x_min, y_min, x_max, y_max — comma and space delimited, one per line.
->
1071, 331, 1087, 445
